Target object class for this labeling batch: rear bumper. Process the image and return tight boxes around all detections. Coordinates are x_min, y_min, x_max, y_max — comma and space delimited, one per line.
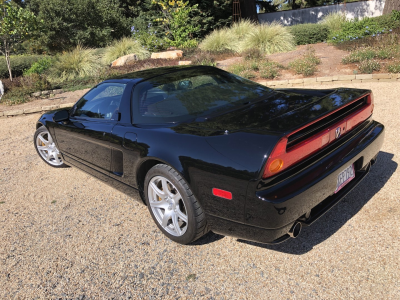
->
208, 120, 384, 244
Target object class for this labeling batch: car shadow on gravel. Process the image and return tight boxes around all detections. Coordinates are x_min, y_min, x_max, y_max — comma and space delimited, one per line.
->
237, 151, 397, 255
190, 231, 225, 246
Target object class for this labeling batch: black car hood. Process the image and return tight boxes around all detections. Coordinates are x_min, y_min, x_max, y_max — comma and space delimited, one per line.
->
172, 87, 370, 136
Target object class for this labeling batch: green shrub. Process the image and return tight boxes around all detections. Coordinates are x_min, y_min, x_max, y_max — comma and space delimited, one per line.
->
103, 38, 150, 65
230, 20, 257, 39
191, 52, 217, 66
228, 58, 282, 80
21, 74, 52, 92
289, 23, 329, 45
375, 13, 400, 30
320, 12, 347, 33
387, 61, 400, 73
48, 46, 100, 82
242, 22, 295, 54
260, 61, 281, 79
342, 48, 376, 64
329, 15, 400, 44
242, 48, 264, 61
392, 10, 400, 22
289, 47, 321, 76
24, 57, 54, 76
376, 47, 399, 59
199, 28, 239, 53
358, 60, 381, 74
0, 55, 43, 79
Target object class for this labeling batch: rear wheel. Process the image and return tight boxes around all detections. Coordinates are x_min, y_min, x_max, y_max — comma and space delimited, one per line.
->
34, 126, 67, 168
144, 164, 208, 244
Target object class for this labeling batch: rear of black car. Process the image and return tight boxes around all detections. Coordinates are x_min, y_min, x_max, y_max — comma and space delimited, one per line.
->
208, 89, 384, 244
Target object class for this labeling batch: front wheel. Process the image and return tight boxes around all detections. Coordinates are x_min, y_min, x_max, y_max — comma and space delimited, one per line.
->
144, 164, 208, 244
34, 126, 67, 168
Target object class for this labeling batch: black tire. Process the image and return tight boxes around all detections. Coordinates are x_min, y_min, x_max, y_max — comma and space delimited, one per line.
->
144, 164, 209, 244
34, 126, 68, 168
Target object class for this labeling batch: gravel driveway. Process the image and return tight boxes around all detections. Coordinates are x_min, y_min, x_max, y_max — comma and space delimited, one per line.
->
1, 81, 399, 299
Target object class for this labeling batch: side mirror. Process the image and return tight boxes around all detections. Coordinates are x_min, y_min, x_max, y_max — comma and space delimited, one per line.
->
53, 110, 69, 122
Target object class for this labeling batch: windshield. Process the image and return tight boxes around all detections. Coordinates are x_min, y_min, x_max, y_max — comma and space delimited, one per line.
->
131, 68, 272, 124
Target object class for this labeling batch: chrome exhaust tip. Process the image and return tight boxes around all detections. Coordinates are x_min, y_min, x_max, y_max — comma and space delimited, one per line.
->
288, 222, 302, 238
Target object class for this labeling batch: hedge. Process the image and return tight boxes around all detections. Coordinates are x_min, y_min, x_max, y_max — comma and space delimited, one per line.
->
289, 23, 330, 45
0, 55, 43, 79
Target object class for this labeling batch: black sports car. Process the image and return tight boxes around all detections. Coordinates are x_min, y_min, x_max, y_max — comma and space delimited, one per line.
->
34, 66, 384, 244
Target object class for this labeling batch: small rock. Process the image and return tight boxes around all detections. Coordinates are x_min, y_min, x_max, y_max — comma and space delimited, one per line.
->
179, 61, 192, 66
151, 50, 183, 60
31, 91, 41, 97
41, 90, 50, 95
53, 89, 63, 94
111, 54, 138, 67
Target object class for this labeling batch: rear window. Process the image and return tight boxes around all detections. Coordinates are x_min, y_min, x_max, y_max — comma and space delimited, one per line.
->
131, 68, 271, 124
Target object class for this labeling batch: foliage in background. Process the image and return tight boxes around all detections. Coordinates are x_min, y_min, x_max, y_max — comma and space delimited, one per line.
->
387, 61, 400, 73
152, 0, 200, 48
48, 46, 101, 82
27, 0, 131, 52
357, 59, 381, 74
199, 28, 239, 53
289, 47, 321, 76
228, 58, 283, 80
23, 57, 54, 76
200, 21, 295, 54
329, 12, 400, 44
320, 12, 347, 33
342, 46, 399, 64
0, 1, 40, 81
103, 38, 150, 65
130, 0, 232, 51
0, 55, 43, 79
289, 23, 329, 45
244, 22, 295, 54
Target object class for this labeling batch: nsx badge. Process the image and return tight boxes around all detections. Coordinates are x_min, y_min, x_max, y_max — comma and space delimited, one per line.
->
335, 127, 341, 139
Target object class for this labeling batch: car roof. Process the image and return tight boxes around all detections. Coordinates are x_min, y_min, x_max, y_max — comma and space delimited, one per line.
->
102, 65, 221, 84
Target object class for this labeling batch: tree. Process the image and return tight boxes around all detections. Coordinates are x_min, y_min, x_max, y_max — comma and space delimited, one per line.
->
383, 0, 400, 15
240, 0, 258, 22
27, 0, 131, 52
0, 1, 39, 81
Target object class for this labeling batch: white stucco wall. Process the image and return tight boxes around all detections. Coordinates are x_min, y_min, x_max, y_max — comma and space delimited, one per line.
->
258, 0, 386, 26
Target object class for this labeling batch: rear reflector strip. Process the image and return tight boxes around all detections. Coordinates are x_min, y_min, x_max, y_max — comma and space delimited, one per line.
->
212, 188, 233, 200
262, 93, 373, 179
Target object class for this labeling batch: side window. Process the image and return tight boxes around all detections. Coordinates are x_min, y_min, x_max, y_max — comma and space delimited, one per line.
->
73, 83, 126, 120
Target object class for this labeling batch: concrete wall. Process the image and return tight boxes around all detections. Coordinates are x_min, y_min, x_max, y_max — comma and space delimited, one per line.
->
258, 0, 386, 26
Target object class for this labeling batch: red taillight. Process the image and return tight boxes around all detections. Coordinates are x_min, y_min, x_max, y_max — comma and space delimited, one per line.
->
262, 93, 374, 179
212, 188, 232, 200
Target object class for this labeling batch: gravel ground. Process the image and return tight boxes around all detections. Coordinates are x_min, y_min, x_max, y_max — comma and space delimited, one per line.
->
0, 81, 399, 299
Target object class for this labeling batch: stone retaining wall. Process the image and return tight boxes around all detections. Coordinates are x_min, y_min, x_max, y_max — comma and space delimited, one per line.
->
0, 103, 74, 119
259, 73, 399, 88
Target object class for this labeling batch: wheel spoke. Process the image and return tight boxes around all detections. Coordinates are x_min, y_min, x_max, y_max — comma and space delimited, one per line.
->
47, 134, 53, 143
46, 151, 51, 161
150, 199, 168, 209
161, 178, 170, 195
38, 135, 48, 145
171, 213, 182, 235
161, 210, 173, 227
53, 154, 61, 164
37, 146, 48, 151
150, 181, 166, 200
171, 193, 181, 204
176, 208, 188, 223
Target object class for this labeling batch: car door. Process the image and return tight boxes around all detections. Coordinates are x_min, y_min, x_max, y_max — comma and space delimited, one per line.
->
54, 82, 127, 174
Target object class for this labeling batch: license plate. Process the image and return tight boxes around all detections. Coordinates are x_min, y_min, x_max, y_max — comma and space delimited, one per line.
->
335, 164, 355, 193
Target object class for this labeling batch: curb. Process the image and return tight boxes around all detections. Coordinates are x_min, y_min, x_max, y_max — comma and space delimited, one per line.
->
259, 73, 400, 88
0, 103, 74, 119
